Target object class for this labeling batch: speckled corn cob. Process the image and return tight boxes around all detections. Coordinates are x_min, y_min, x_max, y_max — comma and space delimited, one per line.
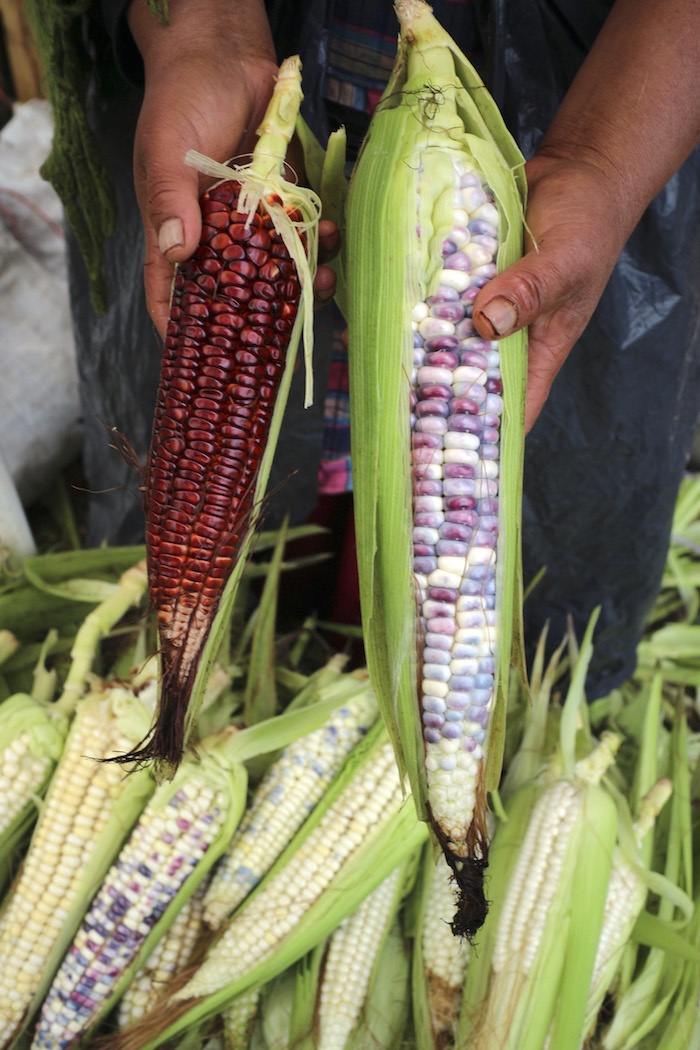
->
345, 0, 526, 938
203, 687, 378, 928
317, 866, 402, 1050
0, 680, 156, 1049
117, 883, 207, 1028
31, 746, 245, 1049
411, 159, 503, 871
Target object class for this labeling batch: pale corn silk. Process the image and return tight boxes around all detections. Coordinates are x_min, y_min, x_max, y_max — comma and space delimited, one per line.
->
69, 0, 700, 695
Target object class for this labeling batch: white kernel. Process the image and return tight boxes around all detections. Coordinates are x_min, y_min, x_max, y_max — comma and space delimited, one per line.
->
412, 302, 429, 324
444, 447, 479, 466
440, 269, 471, 293
437, 556, 469, 577
428, 569, 462, 589
444, 432, 480, 450
423, 679, 449, 698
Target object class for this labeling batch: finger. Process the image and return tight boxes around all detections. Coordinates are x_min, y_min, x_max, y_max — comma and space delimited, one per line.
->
313, 264, 336, 310
318, 219, 341, 264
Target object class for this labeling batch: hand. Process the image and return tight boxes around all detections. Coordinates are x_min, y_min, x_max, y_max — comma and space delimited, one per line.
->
127, 0, 337, 337
472, 150, 628, 433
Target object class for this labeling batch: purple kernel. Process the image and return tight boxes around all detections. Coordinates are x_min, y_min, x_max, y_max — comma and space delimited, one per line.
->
425, 350, 459, 368
427, 617, 457, 635
443, 251, 471, 272
428, 587, 459, 601
459, 286, 479, 305
475, 673, 494, 688
468, 706, 490, 727
424, 335, 460, 352
428, 285, 459, 303
414, 331, 424, 348
424, 728, 441, 744
423, 696, 446, 712
413, 543, 434, 557
461, 337, 493, 355
450, 397, 480, 414
470, 274, 491, 289
472, 688, 493, 705
441, 238, 457, 258
487, 377, 503, 394
482, 413, 501, 429
481, 443, 500, 459
440, 520, 475, 539
450, 414, 483, 434
445, 496, 477, 511
460, 349, 488, 369
413, 432, 443, 449
414, 556, 437, 574
444, 709, 465, 722
464, 737, 478, 752
450, 675, 476, 691
412, 447, 443, 464
415, 480, 443, 496
442, 722, 463, 739
473, 263, 498, 280
446, 693, 471, 710
423, 712, 445, 729
479, 515, 499, 532
430, 302, 466, 323
479, 657, 496, 673
474, 530, 497, 548
476, 498, 499, 515
445, 509, 479, 526
418, 383, 452, 400
467, 565, 490, 581
469, 218, 498, 236
416, 399, 449, 418
414, 513, 443, 529
436, 539, 470, 557
444, 463, 475, 479
455, 318, 476, 340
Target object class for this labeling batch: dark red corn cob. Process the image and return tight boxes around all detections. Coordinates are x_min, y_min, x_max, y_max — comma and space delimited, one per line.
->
136, 181, 305, 768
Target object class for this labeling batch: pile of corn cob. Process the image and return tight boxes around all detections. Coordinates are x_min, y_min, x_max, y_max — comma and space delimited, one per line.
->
3, 494, 700, 1050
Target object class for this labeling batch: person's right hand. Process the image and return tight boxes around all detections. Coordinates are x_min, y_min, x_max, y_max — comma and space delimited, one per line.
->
127, 0, 278, 336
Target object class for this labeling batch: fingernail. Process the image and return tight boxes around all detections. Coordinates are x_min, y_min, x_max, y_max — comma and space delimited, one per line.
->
480, 297, 517, 337
158, 217, 184, 256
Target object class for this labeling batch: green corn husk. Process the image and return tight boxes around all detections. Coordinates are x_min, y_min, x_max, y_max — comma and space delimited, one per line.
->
344, 0, 527, 933
104, 720, 428, 1050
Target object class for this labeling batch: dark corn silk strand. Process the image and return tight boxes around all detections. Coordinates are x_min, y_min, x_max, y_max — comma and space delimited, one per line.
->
140, 182, 304, 768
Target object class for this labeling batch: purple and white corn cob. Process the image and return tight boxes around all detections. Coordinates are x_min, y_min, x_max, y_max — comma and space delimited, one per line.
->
411, 162, 502, 863
31, 771, 230, 1049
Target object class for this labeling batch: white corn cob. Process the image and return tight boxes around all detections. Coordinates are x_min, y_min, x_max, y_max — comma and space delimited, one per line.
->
421, 853, 470, 1039
466, 734, 620, 1050
578, 779, 673, 1046
221, 989, 260, 1049
317, 865, 402, 1050
117, 882, 207, 1028
0, 678, 156, 1048
204, 688, 377, 928
0, 709, 62, 836
174, 740, 403, 1001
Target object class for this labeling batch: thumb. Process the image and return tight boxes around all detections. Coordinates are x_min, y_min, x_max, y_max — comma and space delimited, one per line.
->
472, 252, 553, 342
